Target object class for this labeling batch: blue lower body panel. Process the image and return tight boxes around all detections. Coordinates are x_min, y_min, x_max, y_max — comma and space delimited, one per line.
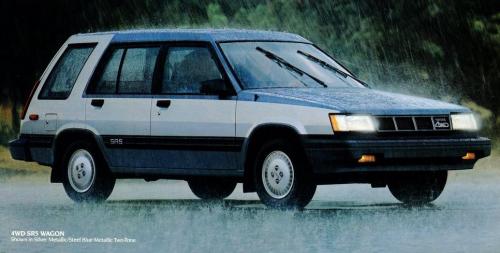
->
8, 135, 54, 165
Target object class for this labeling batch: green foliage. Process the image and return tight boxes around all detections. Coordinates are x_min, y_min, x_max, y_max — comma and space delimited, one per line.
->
1, 0, 499, 143
0, 105, 17, 144
462, 100, 495, 136
207, 3, 229, 27
421, 41, 444, 59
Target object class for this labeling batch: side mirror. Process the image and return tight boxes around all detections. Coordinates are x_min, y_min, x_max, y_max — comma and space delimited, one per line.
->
200, 79, 231, 97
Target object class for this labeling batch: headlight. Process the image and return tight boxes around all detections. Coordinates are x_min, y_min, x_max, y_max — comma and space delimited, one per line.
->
451, 113, 478, 131
330, 114, 376, 132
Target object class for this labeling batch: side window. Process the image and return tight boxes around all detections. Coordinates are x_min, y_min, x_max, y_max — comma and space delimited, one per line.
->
118, 47, 159, 94
39, 45, 95, 99
94, 48, 124, 94
161, 47, 224, 94
90, 46, 159, 94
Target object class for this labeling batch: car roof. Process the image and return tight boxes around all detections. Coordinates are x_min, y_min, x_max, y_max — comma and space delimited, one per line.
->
75, 28, 311, 44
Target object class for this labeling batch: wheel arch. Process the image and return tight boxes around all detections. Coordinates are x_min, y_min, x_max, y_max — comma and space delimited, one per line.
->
241, 123, 305, 192
51, 128, 107, 183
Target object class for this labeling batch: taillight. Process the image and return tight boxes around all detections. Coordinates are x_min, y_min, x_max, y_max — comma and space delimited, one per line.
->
20, 80, 40, 120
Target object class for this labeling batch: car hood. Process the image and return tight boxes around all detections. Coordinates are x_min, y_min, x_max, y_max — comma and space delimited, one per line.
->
239, 87, 469, 115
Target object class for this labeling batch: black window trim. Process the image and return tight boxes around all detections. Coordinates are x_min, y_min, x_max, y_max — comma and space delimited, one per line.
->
84, 41, 236, 98
154, 41, 235, 96
38, 43, 97, 100
85, 42, 163, 97
115, 47, 127, 94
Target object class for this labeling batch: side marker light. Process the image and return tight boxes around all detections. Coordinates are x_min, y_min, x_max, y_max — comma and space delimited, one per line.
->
462, 152, 476, 160
358, 154, 376, 163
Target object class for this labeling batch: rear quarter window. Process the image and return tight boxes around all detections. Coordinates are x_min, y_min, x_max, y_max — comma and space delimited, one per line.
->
38, 44, 95, 99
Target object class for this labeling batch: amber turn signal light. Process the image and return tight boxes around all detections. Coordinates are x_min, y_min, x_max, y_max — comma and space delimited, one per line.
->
358, 154, 376, 163
462, 152, 476, 160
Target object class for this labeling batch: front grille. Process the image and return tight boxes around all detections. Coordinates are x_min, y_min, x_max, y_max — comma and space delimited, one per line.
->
375, 115, 451, 132
395, 117, 414, 130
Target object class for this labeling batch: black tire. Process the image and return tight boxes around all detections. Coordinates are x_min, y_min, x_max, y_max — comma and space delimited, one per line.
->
60, 140, 115, 203
388, 171, 447, 205
188, 178, 237, 200
253, 139, 316, 209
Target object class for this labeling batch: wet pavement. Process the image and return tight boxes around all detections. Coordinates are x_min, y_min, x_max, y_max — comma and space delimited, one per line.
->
1, 157, 500, 252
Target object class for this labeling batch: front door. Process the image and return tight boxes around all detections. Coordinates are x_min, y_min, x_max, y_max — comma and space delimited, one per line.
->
150, 45, 238, 174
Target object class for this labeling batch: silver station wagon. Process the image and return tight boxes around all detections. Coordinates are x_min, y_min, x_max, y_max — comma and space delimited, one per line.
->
9, 29, 491, 208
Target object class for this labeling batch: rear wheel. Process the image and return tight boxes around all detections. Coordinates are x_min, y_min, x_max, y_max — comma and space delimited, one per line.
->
254, 139, 316, 209
61, 141, 115, 203
188, 178, 236, 200
388, 171, 447, 205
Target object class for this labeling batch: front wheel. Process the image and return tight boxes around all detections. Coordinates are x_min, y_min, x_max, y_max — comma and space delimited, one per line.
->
254, 139, 316, 209
388, 171, 447, 205
188, 178, 236, 200
61, 141, 115, 203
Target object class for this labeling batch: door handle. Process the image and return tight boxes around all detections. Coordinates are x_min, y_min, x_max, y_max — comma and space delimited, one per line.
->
91, 99, 104, 107
156, 100, 171, 108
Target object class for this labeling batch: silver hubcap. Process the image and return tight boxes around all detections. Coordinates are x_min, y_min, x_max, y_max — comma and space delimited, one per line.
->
262, 150, 294, 199
68, 149, 96, 193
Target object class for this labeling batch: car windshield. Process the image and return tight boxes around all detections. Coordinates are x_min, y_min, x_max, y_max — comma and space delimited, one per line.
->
219, 41, 365, 89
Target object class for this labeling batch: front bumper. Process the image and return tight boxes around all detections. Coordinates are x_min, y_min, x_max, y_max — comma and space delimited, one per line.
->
302, 135, 491, 173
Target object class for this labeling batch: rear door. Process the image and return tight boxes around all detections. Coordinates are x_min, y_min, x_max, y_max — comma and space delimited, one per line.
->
149, 43, 239, 173
85, 45, 161, 169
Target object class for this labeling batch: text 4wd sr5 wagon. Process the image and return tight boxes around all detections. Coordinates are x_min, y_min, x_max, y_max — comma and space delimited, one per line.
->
9, 29, 491, 208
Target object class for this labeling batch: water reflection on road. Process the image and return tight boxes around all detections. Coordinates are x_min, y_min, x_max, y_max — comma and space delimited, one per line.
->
1, 166, 500, 253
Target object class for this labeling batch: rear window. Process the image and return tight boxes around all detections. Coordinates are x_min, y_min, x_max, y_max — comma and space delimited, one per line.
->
38, 44, 95, 99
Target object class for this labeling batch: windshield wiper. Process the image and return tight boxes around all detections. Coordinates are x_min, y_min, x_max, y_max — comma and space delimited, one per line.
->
297, 50, 370, 88
256, 47, 327, 88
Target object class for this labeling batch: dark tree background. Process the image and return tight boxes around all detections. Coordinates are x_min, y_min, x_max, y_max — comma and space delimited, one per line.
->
0, 0, 499, 143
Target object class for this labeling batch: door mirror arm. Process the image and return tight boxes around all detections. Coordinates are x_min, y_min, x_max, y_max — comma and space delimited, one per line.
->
200, 79, 233, 99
